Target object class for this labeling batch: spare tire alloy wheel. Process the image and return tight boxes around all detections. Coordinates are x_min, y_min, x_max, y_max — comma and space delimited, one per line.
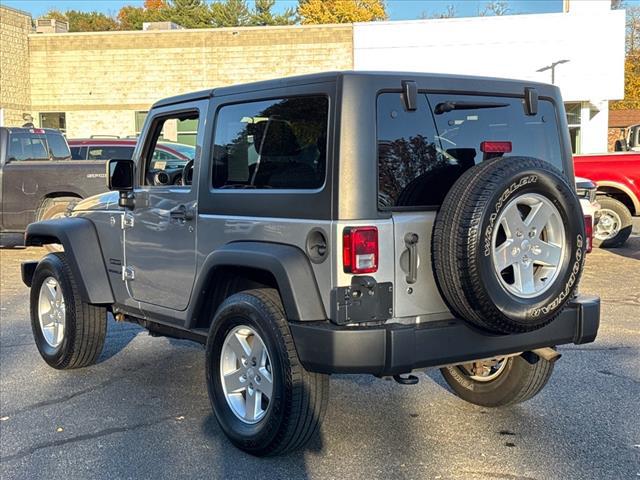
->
220, 325, 273, 424
432, 156, 586, 334
492, 193, 565, 298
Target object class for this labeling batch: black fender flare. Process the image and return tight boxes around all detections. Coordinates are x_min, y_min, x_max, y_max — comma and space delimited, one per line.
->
193, 242, 327, 323
24, 218, 115, 305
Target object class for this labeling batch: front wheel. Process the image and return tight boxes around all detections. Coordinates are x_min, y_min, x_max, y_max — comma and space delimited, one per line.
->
440, 354, 554, 407
205, 289, 329, 456
30, 253, 107, 369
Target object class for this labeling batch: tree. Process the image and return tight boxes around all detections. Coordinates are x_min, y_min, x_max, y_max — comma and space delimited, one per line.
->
480, 1, 509, 16
298, 0, 387, 24
421, 4, 456, 19
250, 0, 296, 26
167, 0, 212, 28
43, 9, 118, 32
626, 7, 640, 54
210, 0, 251, 27
117, 5, 165, 30
611, 57, 640, 110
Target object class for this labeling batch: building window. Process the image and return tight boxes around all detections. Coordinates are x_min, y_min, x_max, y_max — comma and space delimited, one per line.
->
177, 118, 198, 146
565, 102, 581, 154
135, 111, 148, 136
39, 112, 66, 134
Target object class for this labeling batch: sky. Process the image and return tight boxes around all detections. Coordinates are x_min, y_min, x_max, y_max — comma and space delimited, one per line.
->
2, 0, 639, 21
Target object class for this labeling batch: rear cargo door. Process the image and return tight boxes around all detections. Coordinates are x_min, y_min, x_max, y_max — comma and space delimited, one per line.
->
376, 91, 565, 319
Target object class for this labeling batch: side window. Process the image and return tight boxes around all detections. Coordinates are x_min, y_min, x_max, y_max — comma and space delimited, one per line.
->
377, 93, 450, 208
143, 112, 200, 186
87, 146, 135, 161
7, 132, 49, 161
212, 96, 328, 190
45, 132, 71, 160
70, 146, 87, 160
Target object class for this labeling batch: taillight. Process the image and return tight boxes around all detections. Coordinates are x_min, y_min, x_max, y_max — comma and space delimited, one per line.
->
584, 215, 593, 253
480, 141, 512, 153
343, 227, 378, 274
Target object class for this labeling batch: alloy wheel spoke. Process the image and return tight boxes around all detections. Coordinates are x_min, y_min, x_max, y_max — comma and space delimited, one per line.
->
250, 338, 265, 367
245, 389, 261, 422
494, 240, 516, 272
501, 206, 526, 238
227, 332, 252, 360
223, 370, 246, 393
45, 282, 57, 304
524, 201, 553, 234
536, 241, 562, 266
258, 367, 273, 399
513, 262, 536, 295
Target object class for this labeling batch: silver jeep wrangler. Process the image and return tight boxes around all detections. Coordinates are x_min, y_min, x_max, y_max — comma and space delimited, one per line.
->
22, 71, 600, 456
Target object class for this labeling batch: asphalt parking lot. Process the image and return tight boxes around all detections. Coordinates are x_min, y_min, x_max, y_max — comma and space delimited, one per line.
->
1, 231, 639, 480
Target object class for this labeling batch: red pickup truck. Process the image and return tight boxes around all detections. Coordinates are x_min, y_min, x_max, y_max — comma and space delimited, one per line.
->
574, 152, 640, 247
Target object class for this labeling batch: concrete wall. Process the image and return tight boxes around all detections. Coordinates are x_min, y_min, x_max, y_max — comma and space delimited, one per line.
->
28, 25, 353, 138
0, 5, 32, 127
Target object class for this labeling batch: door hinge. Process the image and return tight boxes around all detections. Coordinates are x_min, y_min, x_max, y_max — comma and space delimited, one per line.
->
121, 213, 134, 229
122, 266, 135, 281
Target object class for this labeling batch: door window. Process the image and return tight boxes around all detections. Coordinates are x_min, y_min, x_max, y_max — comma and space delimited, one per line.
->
212, 96, 328, 190
143, 112, 200, 186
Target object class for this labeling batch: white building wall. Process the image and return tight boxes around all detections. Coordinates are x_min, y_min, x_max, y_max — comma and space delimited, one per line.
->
353, 9, 625, 153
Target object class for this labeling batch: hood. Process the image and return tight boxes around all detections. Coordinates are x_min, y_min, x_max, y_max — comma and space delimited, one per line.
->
72, 191, 120, 212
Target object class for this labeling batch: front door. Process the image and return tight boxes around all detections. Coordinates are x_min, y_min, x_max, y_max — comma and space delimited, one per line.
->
123, 102, 204, 311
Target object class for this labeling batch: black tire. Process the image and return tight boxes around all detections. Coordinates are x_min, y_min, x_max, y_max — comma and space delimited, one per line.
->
594, 196, 633, 248
205, 289, 329, 456
432, 156, 586, 334
36, 197, 78, 252
30, 253, 107, 369
441, 354, 554, 407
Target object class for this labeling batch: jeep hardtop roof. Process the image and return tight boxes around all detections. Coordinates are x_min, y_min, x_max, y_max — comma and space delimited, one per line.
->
152, 71, 560, 109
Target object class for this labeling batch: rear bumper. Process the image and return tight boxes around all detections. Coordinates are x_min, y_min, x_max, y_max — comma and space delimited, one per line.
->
290, 295, 600, 376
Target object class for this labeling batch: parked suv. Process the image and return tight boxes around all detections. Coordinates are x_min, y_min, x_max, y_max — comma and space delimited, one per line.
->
0, 127, 105, 246
22, 72, 600, 456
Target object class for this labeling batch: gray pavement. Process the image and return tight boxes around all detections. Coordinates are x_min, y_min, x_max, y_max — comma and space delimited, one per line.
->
1, 238, 639, 480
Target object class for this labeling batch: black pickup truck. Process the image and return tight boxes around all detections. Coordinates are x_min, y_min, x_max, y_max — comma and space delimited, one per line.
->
0, 127, 106, 246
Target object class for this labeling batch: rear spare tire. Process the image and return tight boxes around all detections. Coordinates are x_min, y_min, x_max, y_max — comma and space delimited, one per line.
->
432, 156, 585, 334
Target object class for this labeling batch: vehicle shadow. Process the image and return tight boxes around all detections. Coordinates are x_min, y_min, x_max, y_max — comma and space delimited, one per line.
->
600, 235, 640, 260
97, 314, 144, 363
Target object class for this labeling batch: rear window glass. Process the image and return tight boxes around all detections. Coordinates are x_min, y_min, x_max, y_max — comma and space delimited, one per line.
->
7, 132, 49, 161
45, 132, 71, 160
212, 96, 328, 190
70, 146, 86, 160
377, 92, 563, 209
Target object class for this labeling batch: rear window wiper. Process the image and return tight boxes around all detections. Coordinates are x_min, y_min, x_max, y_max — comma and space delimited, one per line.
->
434, 101, 509, 115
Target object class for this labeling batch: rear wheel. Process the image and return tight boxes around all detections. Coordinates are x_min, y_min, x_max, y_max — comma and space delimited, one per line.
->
206, 289, 329, 456
594, 196, 633, 248
440, 354, 554, 407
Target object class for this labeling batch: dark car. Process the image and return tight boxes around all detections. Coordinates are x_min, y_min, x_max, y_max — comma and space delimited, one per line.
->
0, 127, 106, 246
68, 138, 195, 185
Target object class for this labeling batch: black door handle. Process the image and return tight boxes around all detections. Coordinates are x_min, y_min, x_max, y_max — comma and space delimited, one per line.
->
169, 204, 194, 221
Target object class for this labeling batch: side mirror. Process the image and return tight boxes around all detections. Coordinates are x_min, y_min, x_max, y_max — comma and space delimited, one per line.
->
106, 159, 135, 209
107, 159, 135, 191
